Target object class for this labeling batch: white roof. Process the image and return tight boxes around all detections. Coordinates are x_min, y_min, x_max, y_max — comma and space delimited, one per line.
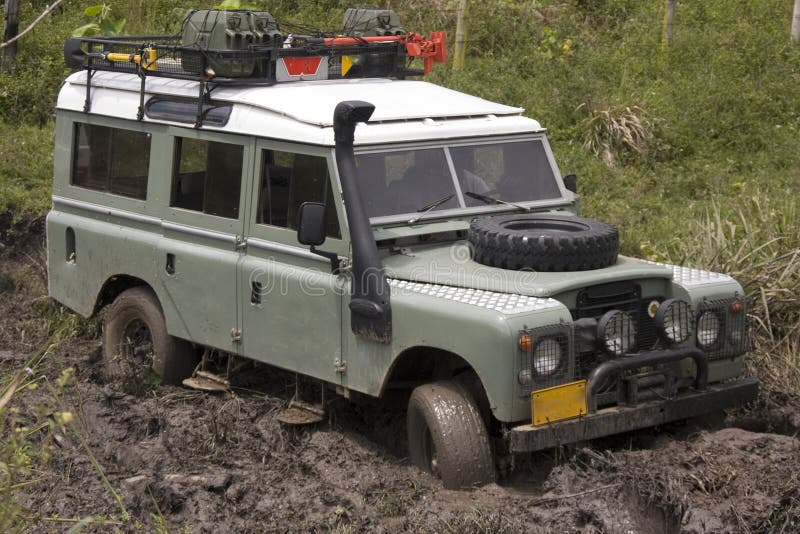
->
57, 71, 544, 146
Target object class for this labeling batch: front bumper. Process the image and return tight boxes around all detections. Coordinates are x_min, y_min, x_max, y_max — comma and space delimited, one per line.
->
507, 376, 758, 452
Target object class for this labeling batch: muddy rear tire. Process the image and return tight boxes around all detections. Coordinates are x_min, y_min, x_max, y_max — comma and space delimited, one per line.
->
103, 286, 197, 386
407, 380, 496, 489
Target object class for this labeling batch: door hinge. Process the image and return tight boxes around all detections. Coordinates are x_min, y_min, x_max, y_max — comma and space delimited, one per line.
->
235, 235, 247, 251
230, 328, 242, 343
334, 358, 347, 374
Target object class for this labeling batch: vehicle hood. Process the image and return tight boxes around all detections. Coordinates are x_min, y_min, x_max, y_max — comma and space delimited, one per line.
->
382, 241, 673, 297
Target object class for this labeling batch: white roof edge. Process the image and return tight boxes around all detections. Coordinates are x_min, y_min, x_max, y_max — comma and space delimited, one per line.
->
59, 71, 528, 126
57, 71, 544, 145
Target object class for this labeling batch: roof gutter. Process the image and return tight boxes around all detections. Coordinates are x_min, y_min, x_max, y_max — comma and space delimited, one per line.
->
334, 101, 392, 343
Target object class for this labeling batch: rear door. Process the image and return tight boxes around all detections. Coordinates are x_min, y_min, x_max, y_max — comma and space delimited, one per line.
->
156, 129, 254, 353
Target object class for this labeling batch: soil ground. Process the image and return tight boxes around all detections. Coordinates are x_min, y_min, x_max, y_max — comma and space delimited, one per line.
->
2, 228, 799, 533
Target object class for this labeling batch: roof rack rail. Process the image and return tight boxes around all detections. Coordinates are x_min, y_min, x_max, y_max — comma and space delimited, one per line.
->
63, 8, 446, 127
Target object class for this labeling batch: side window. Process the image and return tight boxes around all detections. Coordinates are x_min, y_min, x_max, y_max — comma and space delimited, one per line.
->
257, 150, 341, 239
171, 137, 243, 219
72, 123, 150, 200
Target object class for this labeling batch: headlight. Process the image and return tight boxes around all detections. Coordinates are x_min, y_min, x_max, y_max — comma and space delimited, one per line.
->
597, 310, 636, 356
697, 311, 721, 348
655, 299, 693, 344
532, 337, 562, 376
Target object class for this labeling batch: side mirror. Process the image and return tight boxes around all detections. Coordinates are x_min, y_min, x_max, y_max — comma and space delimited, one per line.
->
563, 173, 578, 194
297, 202, 327, 246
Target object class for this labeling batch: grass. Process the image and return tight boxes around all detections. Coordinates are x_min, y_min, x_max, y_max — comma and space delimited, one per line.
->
678, 196, 800, 398
0, 121, 54, 222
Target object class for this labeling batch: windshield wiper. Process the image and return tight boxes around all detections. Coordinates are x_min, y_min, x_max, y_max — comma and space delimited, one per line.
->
465, 191, 531, 211
407, 193, 456, 225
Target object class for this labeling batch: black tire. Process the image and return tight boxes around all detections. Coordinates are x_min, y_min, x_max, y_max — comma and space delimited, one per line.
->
468, 213, 619, 271
103, 286, 197, 386
407, 380, 495, 489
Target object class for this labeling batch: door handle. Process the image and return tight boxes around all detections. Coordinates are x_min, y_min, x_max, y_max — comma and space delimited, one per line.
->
165, 253, 176, 275
251, 281, 262, 304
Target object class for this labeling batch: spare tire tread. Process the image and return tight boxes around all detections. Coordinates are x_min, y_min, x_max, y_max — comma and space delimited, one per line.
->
468, 214, 619, 272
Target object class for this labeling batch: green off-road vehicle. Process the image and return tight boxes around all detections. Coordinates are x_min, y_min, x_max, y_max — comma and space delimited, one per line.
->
48, 8, 757, 488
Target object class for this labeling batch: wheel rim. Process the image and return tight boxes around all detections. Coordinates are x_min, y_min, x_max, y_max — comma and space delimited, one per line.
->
121, 318, 154, 367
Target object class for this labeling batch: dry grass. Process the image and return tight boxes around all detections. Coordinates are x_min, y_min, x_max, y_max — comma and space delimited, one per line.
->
581, 104, 655, 168
676, 195, 800, 398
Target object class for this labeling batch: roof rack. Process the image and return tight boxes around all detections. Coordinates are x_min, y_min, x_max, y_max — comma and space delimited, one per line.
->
63, 8, 446, 127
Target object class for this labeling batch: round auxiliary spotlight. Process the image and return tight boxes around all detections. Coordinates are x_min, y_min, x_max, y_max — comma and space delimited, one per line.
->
655, 299, 693, 344
597, 310, 636, 356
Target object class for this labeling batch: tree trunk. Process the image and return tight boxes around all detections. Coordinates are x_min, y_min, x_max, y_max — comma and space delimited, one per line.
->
793, 0, 800, 45
2, 0, 20, 71
661, 0, 676, 51
453, 0, 467, 70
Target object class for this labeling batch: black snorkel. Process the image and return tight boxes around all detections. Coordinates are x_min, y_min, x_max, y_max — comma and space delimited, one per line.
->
333, 101, 392, 343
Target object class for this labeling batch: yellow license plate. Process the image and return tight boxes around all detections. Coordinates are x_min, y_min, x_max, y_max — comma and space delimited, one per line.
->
531, 380, 588, 427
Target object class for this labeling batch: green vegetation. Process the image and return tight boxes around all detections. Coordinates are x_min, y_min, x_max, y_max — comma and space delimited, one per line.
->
0, 122, 54, 221
72, 4, 128, 37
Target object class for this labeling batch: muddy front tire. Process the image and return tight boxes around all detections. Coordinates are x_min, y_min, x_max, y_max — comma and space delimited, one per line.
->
103, 287, 196, 385
407, 380, 496, 489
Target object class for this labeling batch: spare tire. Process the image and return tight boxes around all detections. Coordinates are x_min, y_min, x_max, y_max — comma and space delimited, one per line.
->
468, 214, 619, 272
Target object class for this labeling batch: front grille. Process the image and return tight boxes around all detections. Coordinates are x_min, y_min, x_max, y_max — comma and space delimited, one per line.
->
696, 298, 747, 360
518, 324, 574, 397
572, 281, 662, 359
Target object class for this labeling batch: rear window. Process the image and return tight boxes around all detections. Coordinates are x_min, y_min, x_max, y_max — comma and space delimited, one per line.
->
171, 137, 244, 219
71, 123, 151, 200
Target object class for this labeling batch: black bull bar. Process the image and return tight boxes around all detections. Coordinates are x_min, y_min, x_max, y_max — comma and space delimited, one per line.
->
509, 348, 759, 453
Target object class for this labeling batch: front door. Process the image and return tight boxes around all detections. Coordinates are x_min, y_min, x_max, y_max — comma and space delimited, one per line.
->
238, 142, 348, 382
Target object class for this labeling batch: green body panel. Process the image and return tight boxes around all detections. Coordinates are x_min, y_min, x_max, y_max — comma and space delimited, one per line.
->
340, 286, 574, 421
47, 210, 161, 316
236, 248, 344, 382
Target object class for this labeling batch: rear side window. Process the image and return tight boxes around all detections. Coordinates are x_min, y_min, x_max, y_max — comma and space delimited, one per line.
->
72, 123, 150, 199
171, 137, 243, 219
257, 150, 341, 238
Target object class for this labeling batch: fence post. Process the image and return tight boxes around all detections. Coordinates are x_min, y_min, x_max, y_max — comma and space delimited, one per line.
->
453, 0, 467, 70
661, 0, 676, 52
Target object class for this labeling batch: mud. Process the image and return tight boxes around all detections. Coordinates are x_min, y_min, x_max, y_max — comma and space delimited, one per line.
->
2, 237, 799, 533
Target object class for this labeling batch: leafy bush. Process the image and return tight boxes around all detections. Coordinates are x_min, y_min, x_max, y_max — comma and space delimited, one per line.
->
72, 4, 127, 37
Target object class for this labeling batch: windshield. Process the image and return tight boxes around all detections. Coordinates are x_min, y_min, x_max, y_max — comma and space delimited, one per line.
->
354, 138, 563, 220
